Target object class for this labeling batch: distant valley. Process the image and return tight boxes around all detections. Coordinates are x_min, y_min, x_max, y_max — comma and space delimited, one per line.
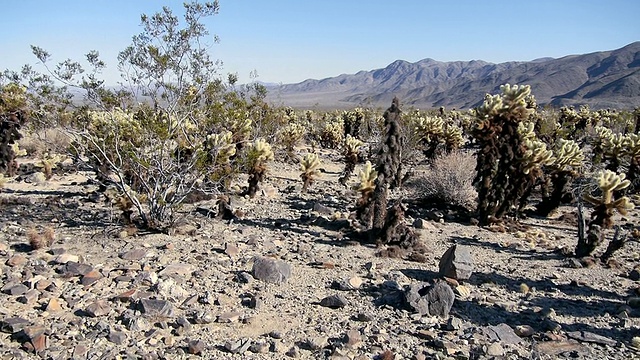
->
265, 42, 640, 110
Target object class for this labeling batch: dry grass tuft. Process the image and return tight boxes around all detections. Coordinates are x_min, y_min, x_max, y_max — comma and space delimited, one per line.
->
27, 226, 56, 250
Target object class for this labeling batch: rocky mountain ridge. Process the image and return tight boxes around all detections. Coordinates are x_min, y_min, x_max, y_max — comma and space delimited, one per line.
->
267, 42, 640, 109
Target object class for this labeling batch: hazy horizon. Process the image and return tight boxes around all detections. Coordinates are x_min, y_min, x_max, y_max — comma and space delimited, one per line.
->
1, 1, 639, 86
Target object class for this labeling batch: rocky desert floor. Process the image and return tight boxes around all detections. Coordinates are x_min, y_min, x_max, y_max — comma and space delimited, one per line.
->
1, 147, 640, 360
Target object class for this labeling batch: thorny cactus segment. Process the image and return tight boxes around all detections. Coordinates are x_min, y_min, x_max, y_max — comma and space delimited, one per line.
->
552, 139, 584, 171
300, 152, 321, 192
442, 123, 465, 151
576, 170, 635, 257
205, 131, 236, 164
320, 118, 344, 149
517, 121, 536, 141
521, 138, 554, 175
602, 133, 627, 171
246, 138, 274, 198
339, 134, 364, 185
229, 116, 252, 146
476, 84, 534, 121
414, 115, 444, 140
356, 161, 377, 198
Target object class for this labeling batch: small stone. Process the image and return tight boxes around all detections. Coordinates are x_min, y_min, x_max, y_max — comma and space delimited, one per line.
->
158, 263, 193, 278
345, 329, 362, 348
85, 300, 111, 317
73, 345, 88, 358
483, 323, 523, 345
17, 289, 40, 304
252, 256, 292, 284
156, 278, 189, 301
224, 338, 251, 354
4, 283, 29, 296
0, 317, 31, 333
304, 336, 327, 350
108, 331, 127, 345
269, 330, 284, 339
566, 330, 617, 346
115, 289, 138, 302
446, 317, 464, 331
485, 343, 504, 356
285, 346, 300, 358
61, 262, 93, 276
413, 218, 429, 229
217, 311, 242, 323
119, 248, 149, 261
348, 276, 363, 289
52, 253, 79, 264
439, 245, 473, 281
224, 243, 239, 257
250, 341, 270, 353
319, 294, 348, 308
519, 283, 530, 294
45, 298, 63, 312
631, 336, 640, 349
23, 326, 48, 353
515, 325, 535, 337
188, 339, 206, 355
356, 313, 374, 322
81, 270, 103, 286
139, 299, 175, 318
6, 255, 27, 267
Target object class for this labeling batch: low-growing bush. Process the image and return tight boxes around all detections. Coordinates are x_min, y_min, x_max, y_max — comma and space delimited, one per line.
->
408, 150, 477, 210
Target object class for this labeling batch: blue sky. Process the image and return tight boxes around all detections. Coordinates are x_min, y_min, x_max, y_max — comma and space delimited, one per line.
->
2, 1, 639, 85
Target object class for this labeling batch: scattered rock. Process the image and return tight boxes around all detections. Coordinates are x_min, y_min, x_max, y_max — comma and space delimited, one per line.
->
52, 253, 79, 264
439, 245, 473, 281
303, 336, 327, 350
158, 263, 193, 278
224, 338, 251, 354
22, 326, 48, 353
345, 329, 362, 348
139, 299, 175, 318
319, 294, 348, 308
566, 330, 617, 346
252, 256, 292, 284
534, 341, 584, 356
81, 269, 103, 286
515, 324, 535, 337
485, 342, 504, 356
119, 248, 149, 261
108, 331, 127, 345
85, 300, 111, 317
3, 283, 29, 296
481, 323, 522, 345
6, 255, 27, 267
0, 317, 31, 333
188, 339, 206, 355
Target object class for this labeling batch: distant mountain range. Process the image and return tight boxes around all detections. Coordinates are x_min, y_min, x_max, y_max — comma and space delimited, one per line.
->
265, 42, 640, 110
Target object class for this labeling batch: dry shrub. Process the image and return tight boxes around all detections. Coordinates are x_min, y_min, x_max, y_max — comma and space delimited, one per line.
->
27, 226, 56, 250
18, 127, 70, 158
409, 150, 477, 209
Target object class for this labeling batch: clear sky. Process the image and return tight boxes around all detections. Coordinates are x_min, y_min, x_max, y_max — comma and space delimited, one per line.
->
1, 1, 639, 85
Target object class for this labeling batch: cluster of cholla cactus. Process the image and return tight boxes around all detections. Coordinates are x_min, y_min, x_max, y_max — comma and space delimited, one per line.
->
318, 114, 344, 149
590, 127, 640, 191
536, 139, 585, 216
338, 135, 364, 185
299, 153, 321, 192
278, 122, 305, 160
203, 130, 237, 188
245, 138, 274, 198
472, 84, 538, 225
410, 110, 465, 159
576, 170, 635, 257
342, 108, 364, 139
0, 83, 28, 176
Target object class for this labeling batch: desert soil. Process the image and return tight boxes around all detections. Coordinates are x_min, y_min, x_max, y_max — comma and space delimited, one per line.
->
1, 147, 640, 360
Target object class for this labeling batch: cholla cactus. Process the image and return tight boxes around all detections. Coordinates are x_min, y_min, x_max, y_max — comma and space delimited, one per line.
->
300, 153, 321, 192
338, 135, 364, 185
552, 139, 584, 172
442, 123, 465, 152
521, 138, 554, 175
576, 170, 635, 257
35, 153, 64, 180
279, 122, 305, 159
355, 161, 377, 203
319, 118, 344, 149
245, 138, 274, 198
602, 133, 627, 171
229, 116, 252, 147
625, 134, 640, 190
591, 126, 614, 164
205, 131, 236, 164
10, 143, 27, 157
472, 84, 539, 224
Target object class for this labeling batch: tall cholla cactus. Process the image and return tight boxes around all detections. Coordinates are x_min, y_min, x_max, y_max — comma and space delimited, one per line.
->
245, 138, 274, 198
300, 153, 321, 192
442, 123, 465, 153
602, 133, 627, 172
339, 134, 364, 185
354, 161, 377, 226
536, 139, 585, 216
576, 170, 635, 257
472, 84, 538, 225
625, 134, 640, 189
